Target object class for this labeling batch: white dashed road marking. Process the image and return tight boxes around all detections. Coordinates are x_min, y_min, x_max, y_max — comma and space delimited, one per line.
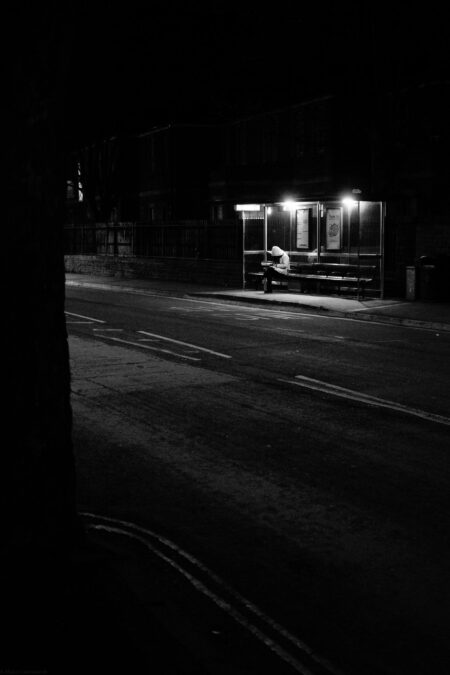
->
95, 335, 201, 361
279, 375, 450, 426
138, 330, 232, 359
65, 311, 106, 323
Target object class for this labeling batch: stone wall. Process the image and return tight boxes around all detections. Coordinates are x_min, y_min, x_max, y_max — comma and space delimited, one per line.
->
64, 255, 243, 288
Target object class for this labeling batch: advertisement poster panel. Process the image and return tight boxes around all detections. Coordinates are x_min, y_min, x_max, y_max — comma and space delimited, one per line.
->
296, 209, 309, 249
326, 208, 342, 250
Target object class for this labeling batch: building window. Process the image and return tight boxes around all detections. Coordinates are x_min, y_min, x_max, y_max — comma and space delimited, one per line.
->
77, 162, 83, 202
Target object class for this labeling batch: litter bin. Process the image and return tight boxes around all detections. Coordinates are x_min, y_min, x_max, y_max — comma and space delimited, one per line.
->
416, 256, 438, 301
405, 266, 418, 301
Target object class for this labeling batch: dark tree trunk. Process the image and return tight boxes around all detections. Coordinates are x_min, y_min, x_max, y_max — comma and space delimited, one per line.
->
3, 8, 82, 670
6, 104, 78, 548
4, 2, 78, 549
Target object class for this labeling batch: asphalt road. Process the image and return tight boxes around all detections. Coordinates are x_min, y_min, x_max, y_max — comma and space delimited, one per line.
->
65, 285, 450, 675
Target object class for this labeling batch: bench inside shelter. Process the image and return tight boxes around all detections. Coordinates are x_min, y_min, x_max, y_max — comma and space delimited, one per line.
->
247, 262, 377, 299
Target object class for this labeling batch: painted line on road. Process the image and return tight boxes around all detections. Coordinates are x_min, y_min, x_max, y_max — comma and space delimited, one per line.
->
65, 311, 106, 323
66, 283, 447, 333
172, 300, 315, 320
93, 328, 124, 332
178, 298, 448, 332
279, 375, 450, 427
348, 301, 412, 313
170, 305, 298, 320
95, 335, 201, 361
81, 512, 342, 675
371, 339, 404, 344
138, 331, 232, 359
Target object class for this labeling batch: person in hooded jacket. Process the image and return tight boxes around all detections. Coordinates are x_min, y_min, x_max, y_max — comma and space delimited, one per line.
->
262, 245, 290, 293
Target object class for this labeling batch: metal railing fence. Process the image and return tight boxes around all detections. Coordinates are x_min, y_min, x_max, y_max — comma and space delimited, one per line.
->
64, 220, 242, 260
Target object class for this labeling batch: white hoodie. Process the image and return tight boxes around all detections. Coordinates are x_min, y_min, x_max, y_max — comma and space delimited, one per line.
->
270, 246, 290, 275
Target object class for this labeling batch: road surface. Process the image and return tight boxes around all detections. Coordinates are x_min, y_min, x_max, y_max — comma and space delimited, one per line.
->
65, 285, 450, 674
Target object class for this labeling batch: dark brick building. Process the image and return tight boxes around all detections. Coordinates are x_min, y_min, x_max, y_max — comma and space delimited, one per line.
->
66, 81, 450, 298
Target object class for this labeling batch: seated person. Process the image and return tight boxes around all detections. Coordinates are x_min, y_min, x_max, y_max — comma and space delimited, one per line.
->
262, 246, 290, 293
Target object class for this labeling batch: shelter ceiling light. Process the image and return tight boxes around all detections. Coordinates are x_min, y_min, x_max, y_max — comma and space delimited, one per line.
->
235, 204, 261, 211
282, 200, 300, 212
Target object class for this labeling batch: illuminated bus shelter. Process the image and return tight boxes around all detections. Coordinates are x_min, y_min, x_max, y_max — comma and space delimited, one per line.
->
237, 199, 385, 298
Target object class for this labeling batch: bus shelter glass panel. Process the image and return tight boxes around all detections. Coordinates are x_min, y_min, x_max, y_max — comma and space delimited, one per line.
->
359, 201, 383, 255
243, 203, 321, 287
267, 206, 290, 252
267, 203, 320, 263
319, 201, 383, 257
320, 202, 351, 259
242, 210, 264, 286
289, 203, 319, 265
319, 200, 384, 297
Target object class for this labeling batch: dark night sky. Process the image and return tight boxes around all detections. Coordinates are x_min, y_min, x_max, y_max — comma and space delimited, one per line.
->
74, 2, 341, 134
7, 2, 449, 145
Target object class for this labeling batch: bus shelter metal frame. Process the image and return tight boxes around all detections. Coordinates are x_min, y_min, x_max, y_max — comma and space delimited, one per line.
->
240, 200, 385, 299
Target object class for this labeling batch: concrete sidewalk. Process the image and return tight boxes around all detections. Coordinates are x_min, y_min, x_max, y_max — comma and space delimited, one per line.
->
65, 273, 450, 332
